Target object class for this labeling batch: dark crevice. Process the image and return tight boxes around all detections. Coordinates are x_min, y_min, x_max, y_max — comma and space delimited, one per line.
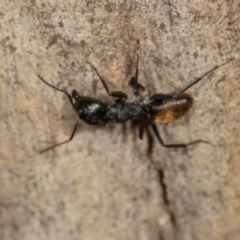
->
157, 168, 177, 239
159, 231, 164, 240
158, 168, 169, 205
169, 211, 176, 226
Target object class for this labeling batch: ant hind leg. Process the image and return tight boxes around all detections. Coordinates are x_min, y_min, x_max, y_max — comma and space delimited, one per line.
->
151, 121, 210, 148
175, 58, 234, 97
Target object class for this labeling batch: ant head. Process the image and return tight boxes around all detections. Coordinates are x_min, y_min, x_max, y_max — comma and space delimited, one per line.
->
72, 89, 81, 99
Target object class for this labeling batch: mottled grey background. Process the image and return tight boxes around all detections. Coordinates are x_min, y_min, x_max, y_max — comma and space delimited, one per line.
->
0, 1, 240, 240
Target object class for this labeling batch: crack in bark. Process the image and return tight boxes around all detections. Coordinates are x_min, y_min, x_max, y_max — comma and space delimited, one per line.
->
158, 169, 169, 205
158, 168, 177, 240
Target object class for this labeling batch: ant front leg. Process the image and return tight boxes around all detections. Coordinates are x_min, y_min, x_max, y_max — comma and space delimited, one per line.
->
151, 121, 209, 148
87, 62, 128, 101
40, 121, 79, 153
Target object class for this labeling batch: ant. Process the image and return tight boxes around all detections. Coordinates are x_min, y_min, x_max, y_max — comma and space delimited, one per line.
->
38, 55, 233, 153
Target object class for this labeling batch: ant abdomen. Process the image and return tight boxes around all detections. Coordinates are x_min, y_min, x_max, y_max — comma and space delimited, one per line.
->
151, 94, 193, 124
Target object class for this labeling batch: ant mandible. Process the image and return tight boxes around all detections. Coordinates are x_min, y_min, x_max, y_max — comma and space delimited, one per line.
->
38, 55, 233, 153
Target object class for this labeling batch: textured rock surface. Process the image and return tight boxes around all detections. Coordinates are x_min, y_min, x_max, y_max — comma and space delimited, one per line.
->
0, 1, 240, 240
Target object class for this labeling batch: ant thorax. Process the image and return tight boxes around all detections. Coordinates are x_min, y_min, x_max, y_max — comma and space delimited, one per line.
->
140, 96, 151, 106
133, 96, 141, 104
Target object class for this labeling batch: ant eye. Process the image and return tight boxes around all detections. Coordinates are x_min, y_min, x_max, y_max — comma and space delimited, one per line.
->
72, 90, 80, 99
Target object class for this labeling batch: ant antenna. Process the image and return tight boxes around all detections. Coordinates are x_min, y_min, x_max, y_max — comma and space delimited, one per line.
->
175, 58, 234, 97
38, 75, 70, 95
38, 75, 75, 109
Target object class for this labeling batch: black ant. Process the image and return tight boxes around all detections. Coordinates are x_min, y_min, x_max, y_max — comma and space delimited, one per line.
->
38, 55, 233, 153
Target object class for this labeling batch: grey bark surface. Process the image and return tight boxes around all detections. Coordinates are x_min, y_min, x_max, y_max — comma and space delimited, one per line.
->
0, 1, 240, 240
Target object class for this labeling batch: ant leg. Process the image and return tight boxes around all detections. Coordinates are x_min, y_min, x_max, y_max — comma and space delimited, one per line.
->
87, 62, 128, 100
129, 76, 145, 93
129, 54, 145, 95
151, 121, 209, 148
175, 58, 234, 97
132, 55, 145, 139
133, 54, 139, 96
38, 75, 76, 110
138, 114, 144, 140
150, 94, 174, 101
132, 54, 143, 138
132, 55, 146, 140
40, 121, 79, 154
